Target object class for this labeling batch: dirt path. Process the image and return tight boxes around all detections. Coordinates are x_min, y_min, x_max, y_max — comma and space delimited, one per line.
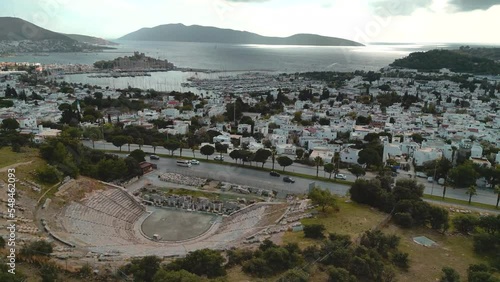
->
0, 160, 33, 172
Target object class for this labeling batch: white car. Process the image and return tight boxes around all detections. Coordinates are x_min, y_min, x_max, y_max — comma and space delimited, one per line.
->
214, 155, 224, 161
190, 159, 200, 165
335, 174, 347, 180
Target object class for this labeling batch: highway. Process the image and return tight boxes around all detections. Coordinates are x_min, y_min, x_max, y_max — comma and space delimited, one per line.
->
83, 140, 499, 206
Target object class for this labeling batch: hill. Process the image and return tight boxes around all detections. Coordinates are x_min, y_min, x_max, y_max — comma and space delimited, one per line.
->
119, 23, 363, 46
0, 17, 73, 41
390, 49, 500, 75
0, 17, 116, 53
65, 34, 118, 46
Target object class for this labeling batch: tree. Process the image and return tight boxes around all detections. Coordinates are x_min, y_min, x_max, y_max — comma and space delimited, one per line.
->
296, 148, 304, 159
129, 149, 146, 162
164, 139, 180, 156
449, 162, 479, 188
392, 251, 409, 270
440, 267, 460, 282
112, 135, 128, 151
277, 156, 293, 171
314, 156, 324, 177
1, 118, 19, 131
136, 137, 144, 150
215, 142, 228, 158
429, 206, 450, 233
328, 266, 357, 282
229, 149, 242, 163
452, 214, 478, 234
308, 187, 337, 212
166, 249, 226, 278
151, 142, 160, 154
153, 269, 200, 282
348, 165, 366, 179
122, 255, 161, 282
36, 165, 62, 184
303, 224, 326, 239
200, 145, 215, 160
277, 269, 309, 282
271, 147, 277, 170
254, 148, 272, 167
494, 185, 500, 209
466, 185, 477, 204
191, 144, 199, 158
324, 163, 334, 179
358, 148, 382, 167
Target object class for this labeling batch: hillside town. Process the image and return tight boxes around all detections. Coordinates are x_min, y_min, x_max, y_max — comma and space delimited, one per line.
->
1, 65, 499, 184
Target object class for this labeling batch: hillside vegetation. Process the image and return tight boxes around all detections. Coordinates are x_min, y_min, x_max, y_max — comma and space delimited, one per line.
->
390, 49, 500, 74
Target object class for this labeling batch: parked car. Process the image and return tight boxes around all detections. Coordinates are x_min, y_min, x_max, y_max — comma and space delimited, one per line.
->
190, 159, 200, 165
269, 171, 281, 177
214, 155, 224, 161
283, 176, 295, 183
149, 155, 160, 160
335, 174, 347, 180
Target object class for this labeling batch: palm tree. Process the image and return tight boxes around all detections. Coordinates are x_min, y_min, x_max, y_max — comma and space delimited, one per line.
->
466, 185, 477, 205
271, 147, 276, 170
494, 185, 500, 209
314, 156, 324, 177
136, 138, 144, 150
152, 142, 160, 154
451, 146, 457, 165
191, 145, 199, 158
127, 136, 134, 152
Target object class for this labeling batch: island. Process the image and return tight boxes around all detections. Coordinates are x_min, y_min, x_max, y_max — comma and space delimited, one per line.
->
119, 23, 363, 46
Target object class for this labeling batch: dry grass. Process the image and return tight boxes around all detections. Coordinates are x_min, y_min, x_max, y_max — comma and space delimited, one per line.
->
384, 224, 488, 282
282, 198, 388, 248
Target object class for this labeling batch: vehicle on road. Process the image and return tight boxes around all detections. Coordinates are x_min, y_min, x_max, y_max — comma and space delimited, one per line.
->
416, 172, 427, 178
190, 159, 200, 165
150, 155, 160, 160
335, 174, 347, 180
214, 155, 224, 161
270, 171, 281, 177
283, 176, 295, 183
176, 160, 192, 167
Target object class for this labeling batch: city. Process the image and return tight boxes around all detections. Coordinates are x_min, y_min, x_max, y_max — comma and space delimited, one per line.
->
1, 1, 500, 282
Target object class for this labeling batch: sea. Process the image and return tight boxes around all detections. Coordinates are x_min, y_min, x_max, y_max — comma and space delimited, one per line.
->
0, 41, 475, 92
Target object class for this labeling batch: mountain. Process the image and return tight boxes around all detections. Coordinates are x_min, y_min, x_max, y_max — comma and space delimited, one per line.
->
65, 34, 118, 46
0, 17, 72, 41
0, 17, 116, 53
119, 24, 363, 46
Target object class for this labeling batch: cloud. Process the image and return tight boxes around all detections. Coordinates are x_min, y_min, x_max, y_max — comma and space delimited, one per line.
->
225, 0, 270, 2
447, 0, 500, 12
370, 0, 433, 16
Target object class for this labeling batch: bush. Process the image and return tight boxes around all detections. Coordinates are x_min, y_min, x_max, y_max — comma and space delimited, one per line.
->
392, 251, 410, 270
303, 224, 326, 239
20, 240, 53, 257
393, 212, 413, 228
453, 214, 479, 234
36, 165, 62, 184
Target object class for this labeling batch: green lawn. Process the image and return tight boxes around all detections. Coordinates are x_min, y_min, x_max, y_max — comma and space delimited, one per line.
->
0, 147, 38, 169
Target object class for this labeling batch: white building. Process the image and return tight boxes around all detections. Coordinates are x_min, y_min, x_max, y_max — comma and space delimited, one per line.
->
413, 148, 443, 166
276, 144, 296, 155
340, 148, 361, 165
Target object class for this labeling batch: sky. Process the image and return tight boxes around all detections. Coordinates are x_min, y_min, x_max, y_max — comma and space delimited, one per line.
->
1, 0, 499, 44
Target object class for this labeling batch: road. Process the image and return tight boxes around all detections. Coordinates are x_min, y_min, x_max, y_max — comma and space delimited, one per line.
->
83, 140, 499, 206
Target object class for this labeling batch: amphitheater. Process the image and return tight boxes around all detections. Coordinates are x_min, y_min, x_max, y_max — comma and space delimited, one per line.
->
49, 183, 287, 257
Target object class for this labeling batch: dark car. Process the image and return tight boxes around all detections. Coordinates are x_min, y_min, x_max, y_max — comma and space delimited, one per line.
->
149, 155, 160, 160
269, 171, 281, 177
283, 176, 295, 183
